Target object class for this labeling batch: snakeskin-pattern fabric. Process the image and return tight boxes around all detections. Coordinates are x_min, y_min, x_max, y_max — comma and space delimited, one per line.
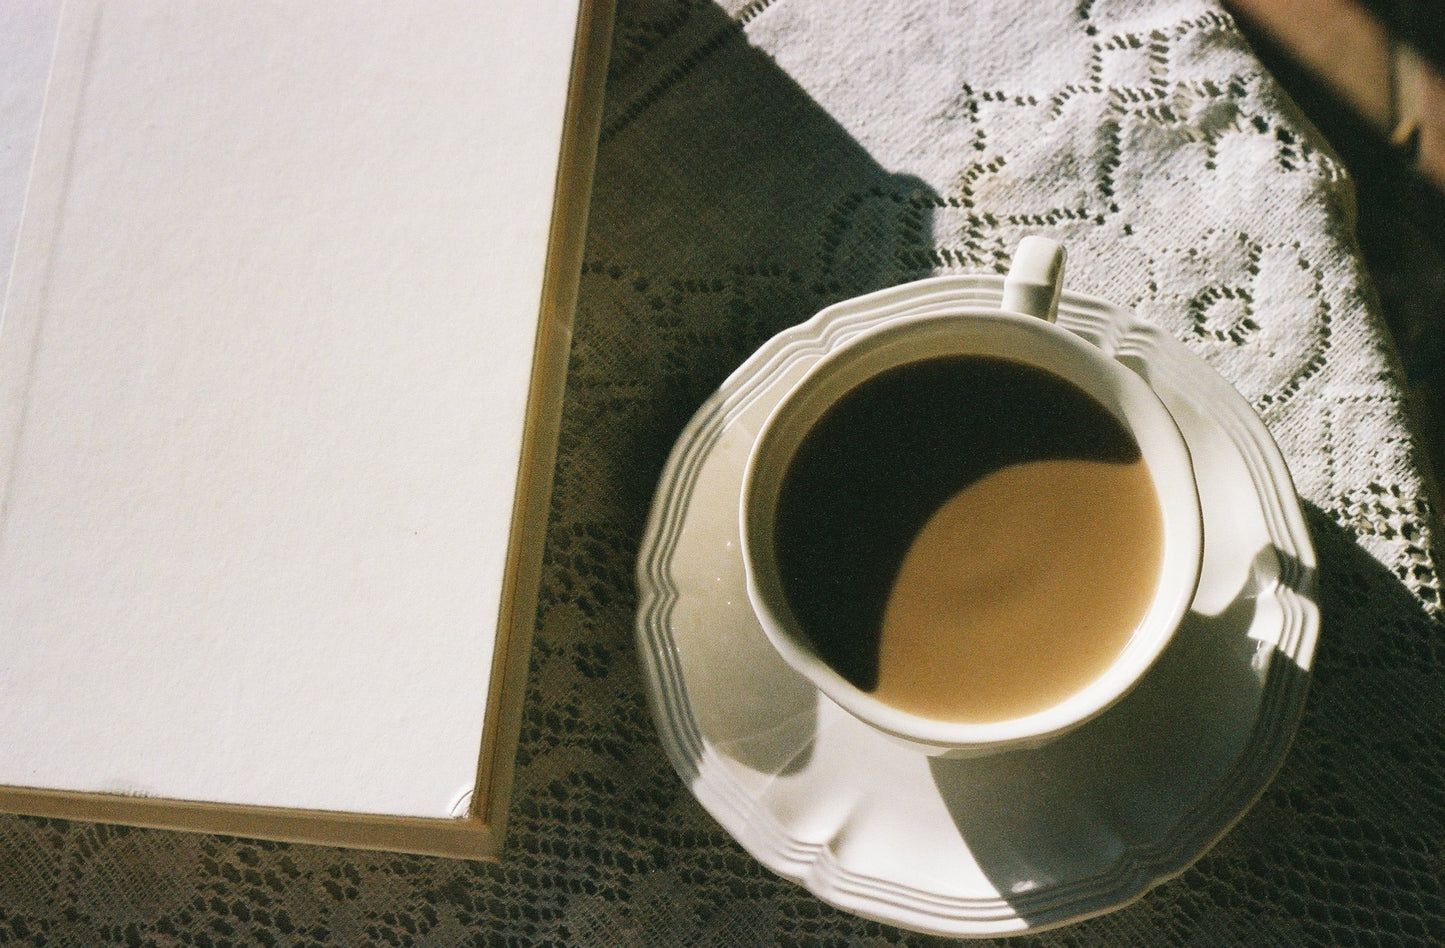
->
1, 0, 1441, 944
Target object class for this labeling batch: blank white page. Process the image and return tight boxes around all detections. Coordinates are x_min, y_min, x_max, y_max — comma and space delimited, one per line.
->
0, 0, 580, 818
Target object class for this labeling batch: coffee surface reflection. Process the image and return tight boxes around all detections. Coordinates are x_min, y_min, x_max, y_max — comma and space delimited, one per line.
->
772, 355, 1165, 722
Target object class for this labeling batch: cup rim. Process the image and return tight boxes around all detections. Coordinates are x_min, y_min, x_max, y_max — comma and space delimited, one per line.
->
738, 307, 1204, 753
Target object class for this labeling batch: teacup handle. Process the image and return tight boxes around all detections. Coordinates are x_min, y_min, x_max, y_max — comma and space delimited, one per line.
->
1001, 236, 1066, 323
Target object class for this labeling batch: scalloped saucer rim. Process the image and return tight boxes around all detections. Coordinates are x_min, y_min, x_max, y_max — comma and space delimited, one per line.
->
635, 275, 1319, 937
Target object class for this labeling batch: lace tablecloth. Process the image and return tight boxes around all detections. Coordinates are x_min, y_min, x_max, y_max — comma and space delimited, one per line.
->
2, 0, 1441, 943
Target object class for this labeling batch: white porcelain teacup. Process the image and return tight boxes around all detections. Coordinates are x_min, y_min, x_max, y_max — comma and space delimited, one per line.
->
739, 238, 1203, 757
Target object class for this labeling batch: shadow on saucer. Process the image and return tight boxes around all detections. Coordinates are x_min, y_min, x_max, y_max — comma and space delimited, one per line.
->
1207, 502, 1444, 943
929, 541, 1312, 925
928, 500, 1445, 940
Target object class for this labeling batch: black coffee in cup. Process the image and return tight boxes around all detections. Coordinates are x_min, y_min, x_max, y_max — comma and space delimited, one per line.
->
772, 354, 1164, 723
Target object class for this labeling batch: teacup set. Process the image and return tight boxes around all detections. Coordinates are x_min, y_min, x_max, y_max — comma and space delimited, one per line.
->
635, 238, 1317, 936
740, 237, 1204, 758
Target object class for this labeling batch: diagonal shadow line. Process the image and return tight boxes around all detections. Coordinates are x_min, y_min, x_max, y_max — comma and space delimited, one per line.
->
587, 2, 941, 782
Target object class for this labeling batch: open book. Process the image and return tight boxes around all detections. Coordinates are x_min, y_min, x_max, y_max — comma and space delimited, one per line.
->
0, 0, 612, 858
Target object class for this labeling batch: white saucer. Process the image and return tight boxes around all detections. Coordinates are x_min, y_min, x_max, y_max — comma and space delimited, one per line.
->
635, 276, 1319, 938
